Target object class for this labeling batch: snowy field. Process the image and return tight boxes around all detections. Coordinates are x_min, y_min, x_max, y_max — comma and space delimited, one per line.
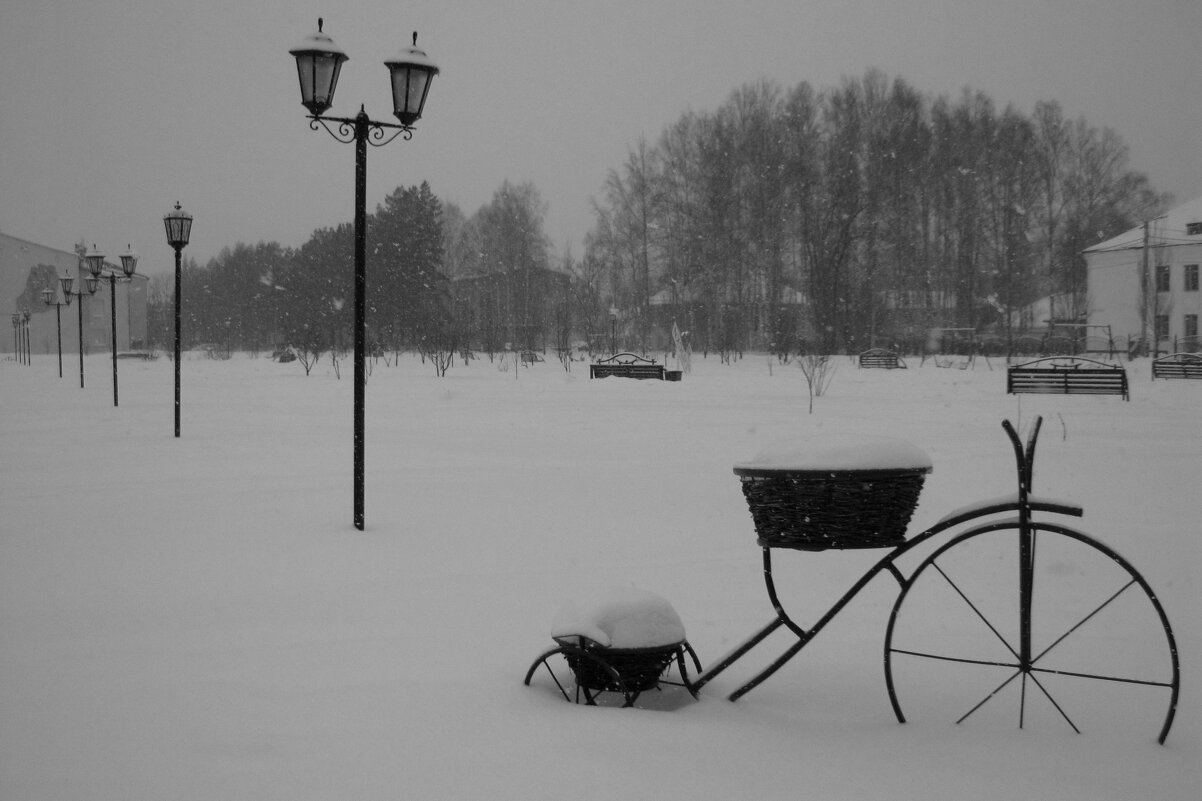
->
2, 350, 1198, 800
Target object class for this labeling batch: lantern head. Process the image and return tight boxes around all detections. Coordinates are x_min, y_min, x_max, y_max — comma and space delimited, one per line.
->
385, 32, 439, 126
290, 19, 349, 117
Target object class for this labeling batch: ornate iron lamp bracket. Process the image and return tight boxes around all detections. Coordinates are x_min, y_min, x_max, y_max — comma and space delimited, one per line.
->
307, 112, 414, 147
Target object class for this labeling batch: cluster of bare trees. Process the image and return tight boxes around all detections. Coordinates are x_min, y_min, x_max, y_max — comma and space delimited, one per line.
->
584, 70, 1168, 355
147, 70, 1172, 367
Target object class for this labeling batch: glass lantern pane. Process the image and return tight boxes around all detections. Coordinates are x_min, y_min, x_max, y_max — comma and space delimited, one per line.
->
391, 67, 433, 124
315, 57, 343, 108
295, 55, 316, 104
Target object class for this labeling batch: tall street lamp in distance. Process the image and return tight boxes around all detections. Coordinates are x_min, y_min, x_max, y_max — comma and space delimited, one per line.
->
21, 310, 31, 365
85, 244, 139, 407
290, 19, 439, 531
40, 285, 68, 377
10, 314, 22, 364
60, 266, 99, 388
164, 203, 193, 437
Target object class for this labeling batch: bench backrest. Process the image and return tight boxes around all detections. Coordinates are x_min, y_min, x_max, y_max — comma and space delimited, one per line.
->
1152, 354, 1202, 379
858, 348, 902, 368
1007, 358, 1128, 400
593, 352, 658, 366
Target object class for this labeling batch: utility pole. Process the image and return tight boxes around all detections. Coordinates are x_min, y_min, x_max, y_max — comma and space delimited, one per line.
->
1141, 220, 1151, 355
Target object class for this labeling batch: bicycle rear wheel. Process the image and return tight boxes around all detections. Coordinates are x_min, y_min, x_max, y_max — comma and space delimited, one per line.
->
884, 521, 1179, 743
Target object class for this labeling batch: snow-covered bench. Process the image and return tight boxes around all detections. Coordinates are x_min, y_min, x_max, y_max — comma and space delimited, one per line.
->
858, 348, 905, 369
1006, 356, 1129, 401
589, 352, 665, 380
1152, 352, 1202, 380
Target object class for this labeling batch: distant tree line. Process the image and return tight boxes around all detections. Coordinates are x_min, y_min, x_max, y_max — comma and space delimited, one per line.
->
585, 70, 1169, 355
147, 70, 1169, 363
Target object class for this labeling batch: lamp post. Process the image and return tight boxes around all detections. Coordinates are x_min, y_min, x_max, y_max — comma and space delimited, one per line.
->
10, 314, 20, 364
164, 203, 193, 438
60, 265, 99, 388
21, 309, 31, 364
85, 244, 139, 407
290, 19, 439, 531
40, 285, 67, 377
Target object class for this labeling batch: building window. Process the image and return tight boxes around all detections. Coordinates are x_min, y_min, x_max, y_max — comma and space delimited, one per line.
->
1155, 315, 1170, 341
1188, 222, 1202, 236
1186, 264, 1199, 292
1186, 314, 1198, 340
1155, 264, 1170, 292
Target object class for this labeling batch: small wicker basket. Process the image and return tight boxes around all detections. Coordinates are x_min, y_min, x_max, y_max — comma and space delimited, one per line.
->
561, 640, 683, 692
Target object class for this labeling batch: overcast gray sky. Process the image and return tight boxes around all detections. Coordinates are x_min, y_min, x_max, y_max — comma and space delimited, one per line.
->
2, 0, 1200, 276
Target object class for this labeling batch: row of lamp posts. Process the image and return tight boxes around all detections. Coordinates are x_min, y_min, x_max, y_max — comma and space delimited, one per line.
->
14, 16, 430, 533
11, 310, 30, 365
31, 204, 190, 415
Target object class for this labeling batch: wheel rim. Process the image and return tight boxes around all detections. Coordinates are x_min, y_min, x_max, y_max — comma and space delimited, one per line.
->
524, 645, 632, 706
884, 522, 1179, 743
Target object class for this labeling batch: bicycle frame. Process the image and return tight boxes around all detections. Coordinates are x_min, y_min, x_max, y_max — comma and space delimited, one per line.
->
694, 420, 1061, 693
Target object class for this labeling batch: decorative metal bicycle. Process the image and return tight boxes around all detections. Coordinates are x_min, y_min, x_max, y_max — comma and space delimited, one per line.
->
690, 417, 1179, 744
524, 418, 1179, 743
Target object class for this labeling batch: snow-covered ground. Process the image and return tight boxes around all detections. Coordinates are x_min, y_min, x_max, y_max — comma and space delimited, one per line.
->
2, 350, 1197, 800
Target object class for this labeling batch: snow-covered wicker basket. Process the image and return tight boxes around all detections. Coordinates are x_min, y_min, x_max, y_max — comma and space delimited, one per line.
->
559, 642, 683, 693
551, 587, 688, 693
734, 437, 933, 551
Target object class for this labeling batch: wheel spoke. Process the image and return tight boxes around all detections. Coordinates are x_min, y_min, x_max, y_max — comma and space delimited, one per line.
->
890, 647, 1019, 671
955, 669, 1022, 725
932, 561, 1020, 661
1031, 665, 1176, 689
1032, 579, 1136, 665
1023, 668, 1081, 734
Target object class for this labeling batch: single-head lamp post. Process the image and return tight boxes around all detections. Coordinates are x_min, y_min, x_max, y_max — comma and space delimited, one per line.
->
164, 203, 192, 437
20, 309, 31, 365
289, 20, 438, 532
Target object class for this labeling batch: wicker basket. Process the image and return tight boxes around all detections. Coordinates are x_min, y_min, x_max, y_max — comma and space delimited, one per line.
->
734, 467, 929, 550
563, 642, 682, 692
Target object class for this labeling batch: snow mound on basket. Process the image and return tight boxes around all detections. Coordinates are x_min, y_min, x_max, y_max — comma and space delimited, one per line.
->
551, 585, 686, 649
736, 435, 932, 472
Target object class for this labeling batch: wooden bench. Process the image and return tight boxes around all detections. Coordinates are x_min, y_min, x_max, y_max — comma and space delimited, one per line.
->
1007, 356, 1129, 401
520, 350, 543, 365
590, 352, 665, 380
858, 348, 905, 369
1151, 352, 1202, 380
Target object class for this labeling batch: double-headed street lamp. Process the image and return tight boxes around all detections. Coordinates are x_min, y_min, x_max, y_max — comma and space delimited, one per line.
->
290, 19, 439, 531
164, 203, 193, 438
40, 285, 68, 377
83, 243, 139, 407
60, 265, 99, 388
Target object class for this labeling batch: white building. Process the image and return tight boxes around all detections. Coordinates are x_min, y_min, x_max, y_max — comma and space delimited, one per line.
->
1084, 196, 1202, 354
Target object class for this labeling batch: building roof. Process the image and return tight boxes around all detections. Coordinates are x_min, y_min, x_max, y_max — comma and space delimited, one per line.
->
1083, 195, 1202, 254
